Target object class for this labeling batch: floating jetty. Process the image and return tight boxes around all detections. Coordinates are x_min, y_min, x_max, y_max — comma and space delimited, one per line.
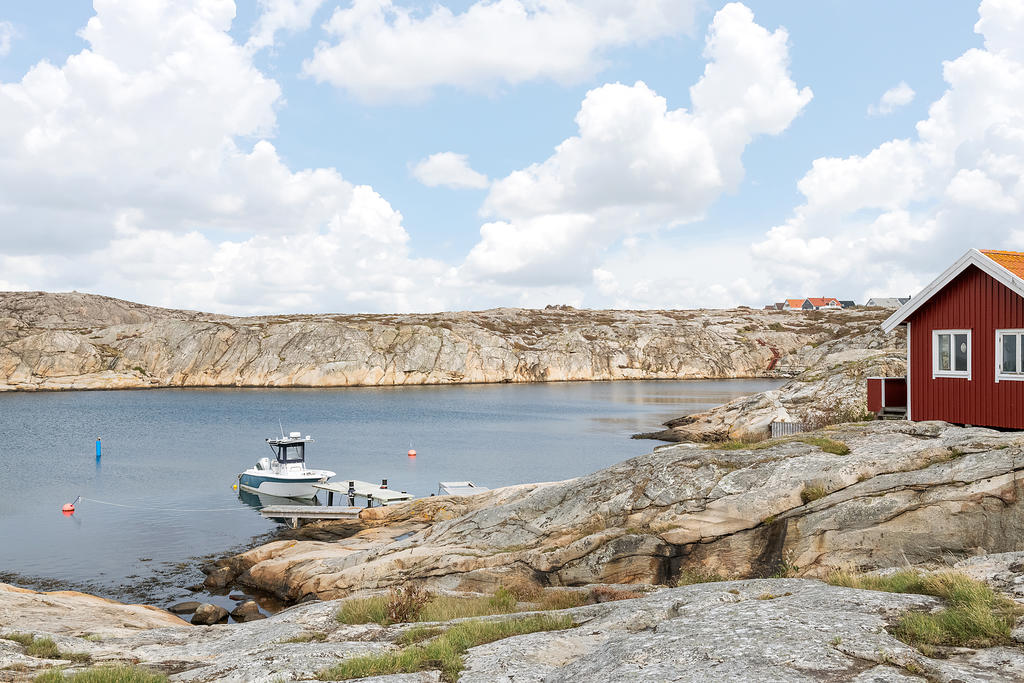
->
258, 479, 415, 528
314, 480, 415, 507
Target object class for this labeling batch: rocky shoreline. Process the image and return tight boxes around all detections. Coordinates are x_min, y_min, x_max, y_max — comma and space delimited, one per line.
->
3, 418, 1024, 680
200, 421, 1023, 604
1, 291, 893, 392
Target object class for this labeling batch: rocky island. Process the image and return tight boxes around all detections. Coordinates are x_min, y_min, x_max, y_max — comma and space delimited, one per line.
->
1, 291, 893, 391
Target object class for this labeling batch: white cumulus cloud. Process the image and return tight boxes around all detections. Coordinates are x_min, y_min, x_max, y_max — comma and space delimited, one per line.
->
868, 81, 915, 116
247, 0, 324, 51
411, 152, 489, 189
459, 2, 812, 290
302, 0, 699, 102
751, 0, 1024, 306
0, 0, 446, 314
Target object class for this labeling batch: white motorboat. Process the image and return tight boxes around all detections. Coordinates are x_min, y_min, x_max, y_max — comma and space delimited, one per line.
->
238, 432, 335, 499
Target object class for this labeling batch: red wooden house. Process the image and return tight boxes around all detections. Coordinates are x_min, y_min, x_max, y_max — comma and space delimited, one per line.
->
870, 249, 1024, 429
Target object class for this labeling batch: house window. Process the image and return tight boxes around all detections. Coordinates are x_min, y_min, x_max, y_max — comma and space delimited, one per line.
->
933, 329, 971, 379
997, 330, 1024, 381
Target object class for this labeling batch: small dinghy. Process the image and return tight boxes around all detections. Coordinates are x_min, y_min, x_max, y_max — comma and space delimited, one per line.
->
238, 432, 335, 499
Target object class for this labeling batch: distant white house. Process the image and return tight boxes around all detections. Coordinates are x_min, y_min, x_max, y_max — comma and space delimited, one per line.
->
867, 297, 911, 308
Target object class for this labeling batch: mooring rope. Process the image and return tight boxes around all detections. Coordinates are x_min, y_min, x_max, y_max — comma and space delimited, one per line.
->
79, 496, 257, 513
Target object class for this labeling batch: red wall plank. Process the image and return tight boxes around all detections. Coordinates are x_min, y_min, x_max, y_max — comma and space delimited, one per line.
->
907, 265, 1024, 429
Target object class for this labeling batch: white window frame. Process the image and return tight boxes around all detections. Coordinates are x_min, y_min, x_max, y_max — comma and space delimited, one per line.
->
932, 329, 971, 379
996, 329, 1024, 382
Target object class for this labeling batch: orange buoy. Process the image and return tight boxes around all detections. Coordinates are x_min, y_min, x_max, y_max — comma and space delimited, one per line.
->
61, 503, 75, 515
407, 449, 416, 457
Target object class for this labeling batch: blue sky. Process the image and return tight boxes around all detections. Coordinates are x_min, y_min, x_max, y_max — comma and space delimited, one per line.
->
0, 1, 1020, 314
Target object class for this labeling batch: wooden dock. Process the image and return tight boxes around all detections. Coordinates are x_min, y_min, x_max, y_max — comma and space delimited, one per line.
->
313, 480, 415, 507
259, 480, 415, 527
260, 505, 362, 528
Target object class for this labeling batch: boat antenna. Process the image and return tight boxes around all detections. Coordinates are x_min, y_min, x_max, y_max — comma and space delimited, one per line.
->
279, 419, 285, 439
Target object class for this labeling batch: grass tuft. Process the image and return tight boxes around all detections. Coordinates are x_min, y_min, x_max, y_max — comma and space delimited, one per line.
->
280, 631, 328, 643
708, 434, 850, 455
317, 615, 574, 682
3, 634, 90, 663
33, 666, 167, 683
800, 484, 828, 504
589, 586, 646, 603
826, 570, 1024, 650
535, 590, 588, 611
337, 584, 592, 627
797, 436, 851, 455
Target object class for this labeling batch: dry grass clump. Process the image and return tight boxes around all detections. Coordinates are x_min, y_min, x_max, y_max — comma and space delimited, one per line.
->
317, 615, 575, 682
535, 590, 588, 611
826, 570, 1023, 652
589, 586, 646, 602
800, 483, 828, 504
501, 576, 544, 602
675, 568, 727, 587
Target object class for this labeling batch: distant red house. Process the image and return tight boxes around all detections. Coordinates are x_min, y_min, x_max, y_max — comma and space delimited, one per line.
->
872, 249, 1024, 429
807, 297, 842, 310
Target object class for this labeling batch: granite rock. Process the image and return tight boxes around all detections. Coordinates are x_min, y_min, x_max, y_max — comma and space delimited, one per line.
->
0, 291, 892, 391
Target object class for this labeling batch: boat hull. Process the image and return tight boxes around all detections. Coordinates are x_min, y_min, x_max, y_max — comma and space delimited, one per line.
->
238, 471, 332, 499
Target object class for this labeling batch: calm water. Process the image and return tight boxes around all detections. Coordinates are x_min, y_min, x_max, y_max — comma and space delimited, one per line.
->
0, 380, 779, 606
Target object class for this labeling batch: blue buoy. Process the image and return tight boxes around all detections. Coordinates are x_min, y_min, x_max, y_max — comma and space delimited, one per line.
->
95, 438, 101, 459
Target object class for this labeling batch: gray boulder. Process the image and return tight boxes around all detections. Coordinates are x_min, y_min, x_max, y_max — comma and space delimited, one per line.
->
191, 603, 228, 625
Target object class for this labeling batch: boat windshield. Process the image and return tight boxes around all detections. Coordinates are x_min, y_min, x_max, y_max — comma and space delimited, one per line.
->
274, 442, 306, 464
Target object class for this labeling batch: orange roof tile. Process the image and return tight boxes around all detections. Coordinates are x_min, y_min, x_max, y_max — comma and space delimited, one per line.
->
981, 249, 1024, 280
806, 297, 839, 306
785, 299, 806, 308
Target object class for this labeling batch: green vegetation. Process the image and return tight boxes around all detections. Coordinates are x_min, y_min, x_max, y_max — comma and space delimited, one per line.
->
797, 436, 851, 455
826, 570, 1023, 651
2, 634, 91, 663
317, 615, 574, 682
337, 585, 597, 627
338, 586, 524, 626
800, 483, 828, 504
33, 666, 167, 683
708, 434, 850, 455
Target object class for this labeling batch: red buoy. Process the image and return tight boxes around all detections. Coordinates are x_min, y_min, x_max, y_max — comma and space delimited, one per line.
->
61, 503, 75, 516
407, 449, 416, 457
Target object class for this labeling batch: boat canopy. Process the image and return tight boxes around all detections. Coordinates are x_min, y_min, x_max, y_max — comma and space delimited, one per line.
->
266, 434, 313, 464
